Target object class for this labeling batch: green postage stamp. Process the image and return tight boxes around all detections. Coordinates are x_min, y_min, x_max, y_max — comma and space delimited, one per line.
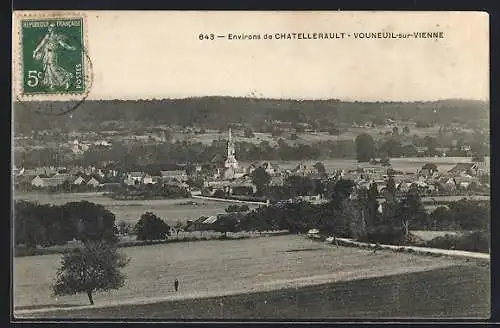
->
19, 17, 86, 95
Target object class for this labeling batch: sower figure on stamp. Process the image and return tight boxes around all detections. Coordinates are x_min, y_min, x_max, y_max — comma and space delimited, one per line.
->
174, 279, 179, 292
33, 23, 76, 90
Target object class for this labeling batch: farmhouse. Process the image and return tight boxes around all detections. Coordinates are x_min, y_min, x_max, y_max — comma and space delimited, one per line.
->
261, 161, 281, 176
72, 176, 86, 185
143, 174, 154, 185
186, 215, 219, 231
448, 163, 478, 176
86, 177, 101, 188
269, 176, 285, 187
31, 175, 69, 188
125, 172, 145, 186
160, 170, 187, 182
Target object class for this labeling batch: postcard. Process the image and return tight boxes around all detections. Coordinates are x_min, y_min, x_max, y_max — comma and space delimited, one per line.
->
12, 11, 490, 320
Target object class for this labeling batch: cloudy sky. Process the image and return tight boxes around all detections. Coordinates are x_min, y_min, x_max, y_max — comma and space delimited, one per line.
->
14, 11, 489, 101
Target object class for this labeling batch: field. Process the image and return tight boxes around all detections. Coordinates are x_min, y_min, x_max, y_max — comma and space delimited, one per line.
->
13, 192, 261, 226
176, 126, 445, 146
14, 235, 489, 318
20, 265, 490, 319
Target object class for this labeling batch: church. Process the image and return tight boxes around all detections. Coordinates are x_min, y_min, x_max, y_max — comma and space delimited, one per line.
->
223, 128, 245, 180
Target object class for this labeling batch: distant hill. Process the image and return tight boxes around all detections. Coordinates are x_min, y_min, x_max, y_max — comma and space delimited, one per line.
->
13, 97, 489, 133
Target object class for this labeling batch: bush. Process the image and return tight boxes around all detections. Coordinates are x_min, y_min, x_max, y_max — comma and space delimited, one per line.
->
360, 225, 405, 245
426, 231, 490, 253
135, 212, 171, 241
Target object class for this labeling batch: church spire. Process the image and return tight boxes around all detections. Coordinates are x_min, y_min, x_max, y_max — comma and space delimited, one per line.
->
225, 127, 239, 169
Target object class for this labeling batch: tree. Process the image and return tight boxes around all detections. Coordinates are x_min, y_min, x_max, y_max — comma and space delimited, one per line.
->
330, 179, 355, 204
379, 138, 402, 158
472, 155, 485, 163
53, 241, 129, 305
251, 167, 271, 196
422, 163, 438, 175
61, 201, 118, 243
423, 136, 439, 155
117, 220, 132, 235
213, 189, 226, 198
355, 133, 376, 162
244, 127, 255, 138
213, 215, 239, 238
428, 206, 454, 230
225, 204, 250, 213
384, 176, 397, 203
185, 163, 197, 177
286, 175, 315, 197
173, 220, 184, 239
401, 144, 418, 157
396, 189, 426, 236
328, 126, 341, 136
14, 201, 43, 249
313, 162, 327, 176
135, 212, 171, 241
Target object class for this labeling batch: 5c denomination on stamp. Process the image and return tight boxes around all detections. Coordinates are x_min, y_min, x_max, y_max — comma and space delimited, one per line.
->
21, 17, 86, 95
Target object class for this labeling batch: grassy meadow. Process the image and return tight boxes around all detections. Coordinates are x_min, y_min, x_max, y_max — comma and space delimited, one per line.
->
175, 126, 447, 146
20, 264, 490, 319
14, 235, 488, 318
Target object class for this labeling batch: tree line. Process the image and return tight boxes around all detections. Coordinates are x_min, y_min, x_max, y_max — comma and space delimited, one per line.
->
14, 98, 488, 134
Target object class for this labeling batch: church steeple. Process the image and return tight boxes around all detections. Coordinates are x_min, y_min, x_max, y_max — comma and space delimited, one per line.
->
225, 128, 239, 169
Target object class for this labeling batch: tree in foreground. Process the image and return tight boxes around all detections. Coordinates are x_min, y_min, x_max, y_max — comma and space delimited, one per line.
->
53, 240, 129, 305
135, 212, 171, 241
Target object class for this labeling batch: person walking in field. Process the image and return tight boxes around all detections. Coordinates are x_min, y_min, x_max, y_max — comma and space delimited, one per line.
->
174, 279, 179, 292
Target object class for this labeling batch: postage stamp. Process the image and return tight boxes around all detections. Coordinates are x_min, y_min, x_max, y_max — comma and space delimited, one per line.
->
13, 12, 93, 113
21, 18, 85, 95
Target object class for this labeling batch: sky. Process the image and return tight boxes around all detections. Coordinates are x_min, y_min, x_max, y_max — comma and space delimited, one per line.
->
13, 11, 489, 101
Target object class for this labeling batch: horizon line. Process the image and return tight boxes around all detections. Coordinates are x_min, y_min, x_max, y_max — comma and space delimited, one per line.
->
14, 96, 490, 103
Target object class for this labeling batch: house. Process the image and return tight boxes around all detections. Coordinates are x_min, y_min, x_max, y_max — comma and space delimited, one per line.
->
143, 174, 154, 184
125, 172, 144, 185
460, 145, 472, 152
31, 175, 68, 188
418, 168, 432, 178
86, 177, 100, 188
128, 172, 144, 182
186, 215, 219, 232
224, 167, 236, 180
453, 176, 475, 190
416, 146, 428, 154
160, 170, 187, 182
290, 164, 310, 176
229, 181, 256, 195
448, 163, 478, 176
245, 163, 258, 175
439, 177, 457, 191
307, 229, 321, 239
396, 182, 412, 193
372, 179, 387, 193
72, 176, 86, 185
261, 161, 280, 176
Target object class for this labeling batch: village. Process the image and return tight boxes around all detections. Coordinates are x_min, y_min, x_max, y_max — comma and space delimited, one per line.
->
14, 128, 490, 200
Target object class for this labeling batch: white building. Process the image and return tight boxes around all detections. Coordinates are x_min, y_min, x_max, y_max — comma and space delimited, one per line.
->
223, 128, 245, 179
224, 128, 239, 170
